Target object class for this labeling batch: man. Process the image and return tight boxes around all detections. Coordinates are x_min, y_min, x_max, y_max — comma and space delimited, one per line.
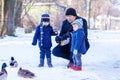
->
52, 8, 90, 67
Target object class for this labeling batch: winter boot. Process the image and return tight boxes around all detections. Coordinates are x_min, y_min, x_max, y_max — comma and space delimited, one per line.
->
67, 59, 74, 68
47, 58, 53, 67
38, 59, 44, 67
67, 52, 74, 68
70, 65, 82, 71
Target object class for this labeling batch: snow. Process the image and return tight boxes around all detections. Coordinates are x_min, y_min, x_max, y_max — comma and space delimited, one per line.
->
0, 28, 120, 80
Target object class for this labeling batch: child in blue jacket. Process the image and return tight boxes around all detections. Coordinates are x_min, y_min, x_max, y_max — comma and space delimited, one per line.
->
70, 19, 86, 71
32, 14, 57, 67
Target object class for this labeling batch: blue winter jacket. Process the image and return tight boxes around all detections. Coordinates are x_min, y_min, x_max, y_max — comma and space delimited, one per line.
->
32, 24, 57, 48
71, 29, 86, 54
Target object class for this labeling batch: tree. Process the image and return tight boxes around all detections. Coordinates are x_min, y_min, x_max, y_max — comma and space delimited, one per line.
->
0, 0, 9, 37
86, 0, 91, 29
14, 0, 23, 27
7, 0, 16, 36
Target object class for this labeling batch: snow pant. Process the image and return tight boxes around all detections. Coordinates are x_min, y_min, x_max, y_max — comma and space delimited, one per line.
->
40, 47, 51, 59
72, 53, 82, 67
39, 47, 52, 67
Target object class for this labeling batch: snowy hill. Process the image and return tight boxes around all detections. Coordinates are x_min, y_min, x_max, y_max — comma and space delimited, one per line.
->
0, 28, 120, 80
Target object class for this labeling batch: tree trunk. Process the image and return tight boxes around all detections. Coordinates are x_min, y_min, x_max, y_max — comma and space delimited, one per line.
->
86, 0, 91, 29
0, 0, 8, 37
7, 0, 16, 36
14, 0, 23, 27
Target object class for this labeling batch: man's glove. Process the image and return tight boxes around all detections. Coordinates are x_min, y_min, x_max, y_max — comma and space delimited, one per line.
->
73, 49, 78, 55
55, 36, 62, 43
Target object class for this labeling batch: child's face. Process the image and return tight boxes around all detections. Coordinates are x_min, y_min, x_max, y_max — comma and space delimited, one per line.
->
72, 23, 79, 31
42, 22, 49, 26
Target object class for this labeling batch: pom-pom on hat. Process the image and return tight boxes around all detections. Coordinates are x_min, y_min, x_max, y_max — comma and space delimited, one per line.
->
41, 14, 50, 22
65, 8, 77, 16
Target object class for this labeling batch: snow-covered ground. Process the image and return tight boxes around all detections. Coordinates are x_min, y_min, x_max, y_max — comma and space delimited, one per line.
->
0, 28, 120, 80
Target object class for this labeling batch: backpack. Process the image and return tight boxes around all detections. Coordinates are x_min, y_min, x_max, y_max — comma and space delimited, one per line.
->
82, 18, 90, 54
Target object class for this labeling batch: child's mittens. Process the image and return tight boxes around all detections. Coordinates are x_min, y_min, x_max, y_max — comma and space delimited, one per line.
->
32, 42, 36, 46
73, 49, 78, 55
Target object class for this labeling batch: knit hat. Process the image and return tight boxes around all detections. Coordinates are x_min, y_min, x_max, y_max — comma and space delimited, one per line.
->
65, 8, 77, 16
72, 19, 83, 28
41, 14, 50, 22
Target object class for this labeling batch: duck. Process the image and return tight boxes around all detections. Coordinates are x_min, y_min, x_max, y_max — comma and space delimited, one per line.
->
0, 63, 7, 80
9, 56, 18, 67
18, 67, 35, 78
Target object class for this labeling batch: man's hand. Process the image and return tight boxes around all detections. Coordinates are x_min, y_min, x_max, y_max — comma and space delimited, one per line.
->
55, 36, 61, 43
